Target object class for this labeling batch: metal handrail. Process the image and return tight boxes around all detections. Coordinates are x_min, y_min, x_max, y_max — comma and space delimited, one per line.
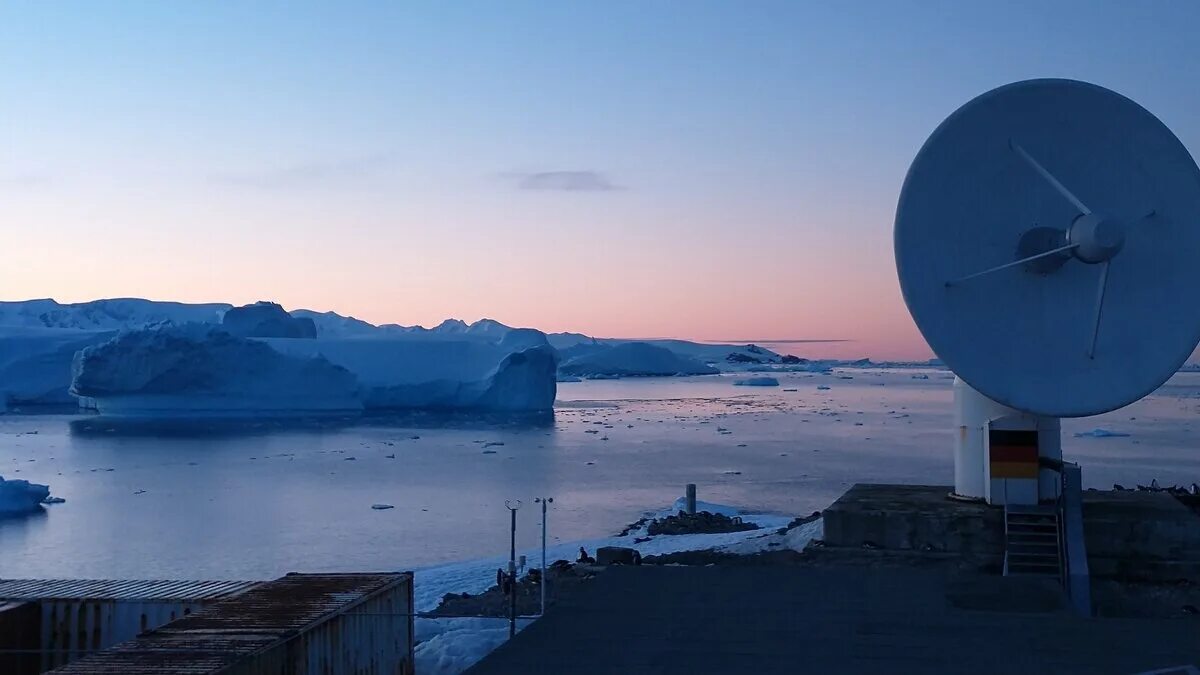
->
1058, 462, 1091, 616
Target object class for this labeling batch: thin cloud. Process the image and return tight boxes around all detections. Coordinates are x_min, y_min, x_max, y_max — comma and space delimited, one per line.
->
0, 173, 52, 188
212, 154, 396, 189
514, 170, 621, 192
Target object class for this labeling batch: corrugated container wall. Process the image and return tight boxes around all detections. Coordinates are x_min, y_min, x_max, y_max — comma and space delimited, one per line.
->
0, 579, 261, 674
227, 577, 414, 675
38, 596, 210, 671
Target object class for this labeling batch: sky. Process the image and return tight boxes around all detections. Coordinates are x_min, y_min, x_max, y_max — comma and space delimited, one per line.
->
3, 1, 1200, 360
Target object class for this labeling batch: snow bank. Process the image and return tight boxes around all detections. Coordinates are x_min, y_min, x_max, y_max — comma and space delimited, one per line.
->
266, 329, 557, 412
409, 499, 817, 674
0, 476, 50, 515
415, 617, 531, 675
70, 325, 361, 415
558, 342, 719, 378
734, 376, 779, 387
412, 499, 797, 612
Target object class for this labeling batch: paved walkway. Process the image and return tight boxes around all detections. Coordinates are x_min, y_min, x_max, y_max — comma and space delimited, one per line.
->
467, 565, 1200, 674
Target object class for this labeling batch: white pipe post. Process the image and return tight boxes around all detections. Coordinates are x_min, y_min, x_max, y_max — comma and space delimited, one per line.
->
535, 497, 552, 616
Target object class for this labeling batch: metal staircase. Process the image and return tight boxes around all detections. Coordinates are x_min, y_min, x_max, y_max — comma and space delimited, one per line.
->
1003, 504, 1062, 578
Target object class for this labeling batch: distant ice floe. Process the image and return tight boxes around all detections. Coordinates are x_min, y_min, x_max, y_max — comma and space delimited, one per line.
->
1073, 428, 1131, 438
816, 385, 832, 391
733, 377, 779, 387
0, 475, 51, 515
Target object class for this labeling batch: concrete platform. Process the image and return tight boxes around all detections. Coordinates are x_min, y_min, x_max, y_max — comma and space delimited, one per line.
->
1083, 490, 1200, 580
466, 565, 1200, 675
821, 484, 1003, 567
821, 483, 1200, 581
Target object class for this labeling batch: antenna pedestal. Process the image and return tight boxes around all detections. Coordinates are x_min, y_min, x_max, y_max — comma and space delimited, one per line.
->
953, 377, 1062, 506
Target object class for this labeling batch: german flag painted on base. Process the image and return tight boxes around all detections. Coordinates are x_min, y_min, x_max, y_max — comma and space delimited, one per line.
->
989, 429, 1038, 479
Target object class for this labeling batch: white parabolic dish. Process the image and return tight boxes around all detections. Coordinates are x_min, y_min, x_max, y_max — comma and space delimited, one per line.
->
895, 79, 1200, 418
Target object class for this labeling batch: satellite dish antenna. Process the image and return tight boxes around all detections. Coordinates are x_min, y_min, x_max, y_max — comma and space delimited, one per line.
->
895, 79, 1200, 504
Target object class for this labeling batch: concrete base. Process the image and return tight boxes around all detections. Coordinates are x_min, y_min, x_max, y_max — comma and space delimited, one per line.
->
822, 483, 1200, 582
1082, 489, 1200, 581
821, 484, 1004, 568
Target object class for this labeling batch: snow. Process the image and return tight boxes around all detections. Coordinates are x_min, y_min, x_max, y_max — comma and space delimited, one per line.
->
558, 342, 719, 378
0, 475, 51, 515
1074, 428, 1132, 438
70, 324, 362, 415
415, 617, 532, 675
412, 498, 799, 612
410, 499, 819, 674
734, 377, 779, 387
0, 298, 229, 330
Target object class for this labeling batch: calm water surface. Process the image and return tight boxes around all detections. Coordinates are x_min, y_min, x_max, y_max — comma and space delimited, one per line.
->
2, 370, 1197, 579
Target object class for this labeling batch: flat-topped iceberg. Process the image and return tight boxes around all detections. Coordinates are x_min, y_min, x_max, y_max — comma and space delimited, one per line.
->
70, 325, 361, 416
558, 342, 719, 378
67, 323, 558, 415
0, 476, 50, 515
266, 329, 558, 412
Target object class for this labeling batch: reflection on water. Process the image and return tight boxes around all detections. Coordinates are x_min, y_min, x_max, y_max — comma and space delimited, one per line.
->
67, 410, 556, 438
1, 371, 1197, 581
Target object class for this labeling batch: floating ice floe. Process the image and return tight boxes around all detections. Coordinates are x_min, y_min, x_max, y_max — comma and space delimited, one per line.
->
816, 385, 832, 391
371, 503, 395, 510
1073, 428, 1131, 438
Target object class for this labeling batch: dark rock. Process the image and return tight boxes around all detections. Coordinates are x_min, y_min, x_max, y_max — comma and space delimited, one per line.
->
647, 510, 760, 536
726, 353, 761, 364
596, 546, 642, 566
781, 355, 806, 364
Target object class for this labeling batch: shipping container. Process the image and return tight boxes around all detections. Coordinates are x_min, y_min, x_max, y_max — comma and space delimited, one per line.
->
45, 572, 415, 675
0, 578, 262, 673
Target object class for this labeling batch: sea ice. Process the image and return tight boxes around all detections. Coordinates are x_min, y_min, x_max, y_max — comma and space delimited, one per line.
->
733, 377, 779, 387
1073, 428, 1131, 438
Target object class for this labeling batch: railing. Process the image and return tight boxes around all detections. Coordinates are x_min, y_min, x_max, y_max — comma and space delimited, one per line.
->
1058, 462, 1091, 616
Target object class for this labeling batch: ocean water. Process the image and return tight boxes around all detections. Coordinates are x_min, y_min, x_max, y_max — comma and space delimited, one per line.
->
1, 369, 1197, 580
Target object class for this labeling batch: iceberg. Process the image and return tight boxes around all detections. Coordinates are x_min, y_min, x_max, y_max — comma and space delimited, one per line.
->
70, 324, 362, 416
0, 298, 228, 330
0, 476, 50, 515
733, 376, 779, 387
558, 342, 719, 378
222, 301, 315, 338
266, 329, 558, 412
0, 327, 114, 406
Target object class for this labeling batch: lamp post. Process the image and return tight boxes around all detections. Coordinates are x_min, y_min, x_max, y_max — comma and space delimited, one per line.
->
534, 497, 553, 616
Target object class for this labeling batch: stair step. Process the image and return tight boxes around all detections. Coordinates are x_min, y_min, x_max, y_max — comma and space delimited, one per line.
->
1007, 544, 1058, 556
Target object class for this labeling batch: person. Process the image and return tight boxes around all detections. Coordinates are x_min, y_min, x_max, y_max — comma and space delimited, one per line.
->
577, 546, 595, 564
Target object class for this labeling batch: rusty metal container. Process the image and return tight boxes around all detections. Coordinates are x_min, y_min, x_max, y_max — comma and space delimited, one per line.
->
46, 572, 415, 674
0, 578, 261, 673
